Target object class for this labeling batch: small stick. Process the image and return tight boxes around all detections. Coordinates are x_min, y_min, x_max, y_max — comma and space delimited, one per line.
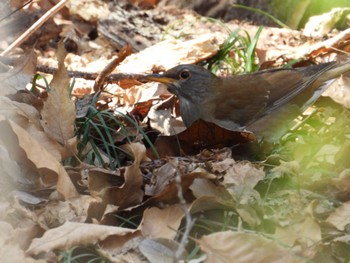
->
35, 64, 145, 82
1, 0, 69, 56
93, 44, 133, 92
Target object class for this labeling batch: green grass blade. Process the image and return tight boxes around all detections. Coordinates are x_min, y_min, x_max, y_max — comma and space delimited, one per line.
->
231, 4, 290, 29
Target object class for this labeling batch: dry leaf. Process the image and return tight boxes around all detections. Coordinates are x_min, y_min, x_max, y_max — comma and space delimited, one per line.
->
276, 216, 322, 247
66, 0, 109, 22
8, 120, 78, 199
35, 196, 98, 229
0, 144, 22, 193
222, 161, 265, 188
323, 75, 350, 109
144, 162, 177, 197
199, 231, 298, 263
190, 178, 232, 200
326, 201, 350, 231
0, 96, 69, 161
139, 238, 183, 263
40, 41, 76, 153
116, 33, 226, 74
139, 205, 184, 239
147, 172, 208, 206
105, 143, 146, 209
26, 221, 140, 256
0, 51, 37, 96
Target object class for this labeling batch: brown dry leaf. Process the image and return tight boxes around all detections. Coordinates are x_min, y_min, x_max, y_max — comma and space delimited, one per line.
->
66, 0, 109, 22
190, 178, 232, 200
0, 51, 37, 96
0, 96, 68, 161
221, 161, 265, 188
105, 142, 146, 209
331, 169, 350, 196
199, 231, 298, 263
189, 195, 235, 214
323, 75, 350, 109
8, 120, 78, 199
36, 195, 98, 228
275, 215, 322, 247
88, 167, 124, 196
139, 204, 184, 239
139, 238, 183, 263
0, 144, 22, 193
326, 201, 350, 231
147, 172, 208, 206
26, 221, 141, 256
145, 162, 177, 197
116, 33, 226, 74
0, 221, 44, 263
40, 42, 76, 153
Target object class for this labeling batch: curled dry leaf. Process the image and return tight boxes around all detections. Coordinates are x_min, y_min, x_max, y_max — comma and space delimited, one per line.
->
26, 221, 141, 256
104, 142, 146, 209
0, 96, 68, 161
8, 120, 78, 200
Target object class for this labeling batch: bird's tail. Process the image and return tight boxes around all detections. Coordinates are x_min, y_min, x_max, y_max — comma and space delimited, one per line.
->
318, 59, 350, 83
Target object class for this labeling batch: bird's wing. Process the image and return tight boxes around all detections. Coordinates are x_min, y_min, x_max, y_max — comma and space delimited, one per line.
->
214, 62, 336, 127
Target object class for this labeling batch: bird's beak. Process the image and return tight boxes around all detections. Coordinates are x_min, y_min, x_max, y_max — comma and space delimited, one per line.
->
140, 74, 176, 84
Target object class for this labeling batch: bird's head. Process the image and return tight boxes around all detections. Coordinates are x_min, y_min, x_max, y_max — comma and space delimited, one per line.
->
142, 64, 219, 104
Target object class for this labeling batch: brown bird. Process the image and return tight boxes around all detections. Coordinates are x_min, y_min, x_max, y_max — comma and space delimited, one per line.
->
143, 61, 350, 142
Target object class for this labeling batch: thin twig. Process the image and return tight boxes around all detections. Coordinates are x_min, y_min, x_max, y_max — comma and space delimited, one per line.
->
35, 64, 145, 82
173, 166, 195, 262
1, 0, 69, 56
93, 44, 133, 92
0, 0, 34, 22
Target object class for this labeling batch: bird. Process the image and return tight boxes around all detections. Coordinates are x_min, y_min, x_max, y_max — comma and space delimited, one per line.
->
142, 61, 350, 142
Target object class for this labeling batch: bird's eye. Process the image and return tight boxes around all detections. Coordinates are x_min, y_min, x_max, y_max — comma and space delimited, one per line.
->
179, 69, 191, 80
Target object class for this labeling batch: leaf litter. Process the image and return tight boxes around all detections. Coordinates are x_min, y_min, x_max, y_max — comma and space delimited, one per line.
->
1, 0, 350, 262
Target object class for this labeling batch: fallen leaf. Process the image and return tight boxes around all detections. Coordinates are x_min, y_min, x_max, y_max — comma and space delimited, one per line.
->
190, 178, 232, 200
199, 231, 297, 263
139, 238, 183, 263
40, 41, 76, 153
275, 216, 322, 248
0, 96, 67, 161
26, 221, 140, 256
116, 33, 226, 74
323, 75, 350, 109
0, 51, 37, 96
221, 161, 265, 188
326, 201, 350, 231
105, 142, 146, 209
139, 205, 184, 239
9, 119, 78, 199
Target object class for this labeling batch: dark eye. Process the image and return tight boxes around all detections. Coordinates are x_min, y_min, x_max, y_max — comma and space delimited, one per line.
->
179, 69, 191, 80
